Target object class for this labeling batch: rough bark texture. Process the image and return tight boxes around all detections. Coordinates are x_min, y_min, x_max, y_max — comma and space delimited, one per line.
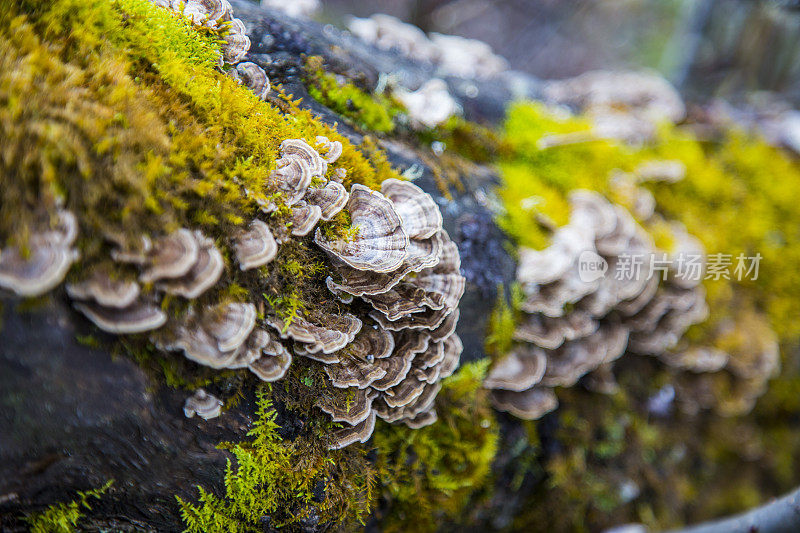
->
0, 2, 519, 529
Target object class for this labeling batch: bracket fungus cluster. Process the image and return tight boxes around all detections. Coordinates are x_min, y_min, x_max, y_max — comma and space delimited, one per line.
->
0, 210, 79, 298
310, 179, 465, 449
484, 190, 772, 420
347, 14, 508, 79
183, 388, 224, 420
395, 79, 461, 129
149, 0, 271, 99
542, 70, 686, 144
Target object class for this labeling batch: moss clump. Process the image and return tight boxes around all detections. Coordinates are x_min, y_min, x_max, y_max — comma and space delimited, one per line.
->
178, 386, 376, 531
305, 56, 403, 133
491, 99, 800, 530
25, 480, 113, 533
372, 360, 499, 532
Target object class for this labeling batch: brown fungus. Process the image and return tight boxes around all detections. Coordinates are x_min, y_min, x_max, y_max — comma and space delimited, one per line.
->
73, 300, 167, 334
490, 388, 559, 420
183, 388, 224, 420
0, 210, 79, 297
66, 270, 140, 309
317, 388, 378, 425
315, 185, 409, 273
328, 411, 376, 450
233, 220, 278, 270
304, 181, 349, 221
267, 313, 362, 354
231, 61, 270, 100
315, 136, 343, 164
289, 201, 323, 236
381, 178, 443, 239
157, 231, 224, 299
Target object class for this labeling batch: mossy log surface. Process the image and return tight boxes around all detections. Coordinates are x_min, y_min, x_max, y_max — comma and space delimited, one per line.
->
0, 2, 514, 530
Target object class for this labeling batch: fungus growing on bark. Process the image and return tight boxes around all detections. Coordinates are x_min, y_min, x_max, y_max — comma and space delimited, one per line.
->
267, 313, 362, 354
380, 179, 442, 240
304, 181, 349, 221
231, 61, 270, 99
279, 138, 327, 178
395, 79, 460, 129
183, 389, 223, 420
486, 190, 716, 419
157, 231, 224, 298
315, 136, 343, 164
248, 335, 292, 382
0, 210, 79, 297
72, 300, 168, 334
233, 220, 278, 270
328, 411, 376, 450
290, 201, 323, 236
317, 388, 378, 425
484, 347, 547, 391
490, 388, 559, 420
315, 185, 409, 273
137, 229, 199, 284
66, 270, 140, 309
542, 70, 686, 143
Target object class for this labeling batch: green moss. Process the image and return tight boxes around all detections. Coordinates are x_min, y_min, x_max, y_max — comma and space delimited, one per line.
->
485, 286, 516, 359
178, 386, 376, 531
305, 56, 403, 133
373, 360, 499, 532
494, 99, 800, 530
25, 480, 113, 533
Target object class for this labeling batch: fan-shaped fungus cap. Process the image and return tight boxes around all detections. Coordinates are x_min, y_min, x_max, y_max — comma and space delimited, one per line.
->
183, 389, 223, 420
369, 349, 416, 390
514, 311, 598, 350
403, 409, 438, 429
67, 270, 140, 309
384, 376, 426, 408
328, 411, 376, 450
660, 346, 729, 373
271, 158, 313, 207
267, 313, 362, 354
279, 138, 327, 178
0, 216, 80, 297
315, 136, 343, 164
249, 341, 292, 382
290, 201, 323, 236
395, 78, 460, 129
370, 304, 455, 331
485, 347, 547, 391
332, 167, 347, 183
222, 20, 250, 64
304, 181, 349, 221
225, 328, 270, 369
234, 220, 277, 270
490, 387, 558, 420
381, 179, 442, 240
157, 232, 224, 298
139, 229, 199, 283
317, 388, 377, 425
314, 185, 409, 273
205, 303, 258, 352
324, 358, 387, 389
438, 333, 462, 378
325, 232, 444, 298
231, 61, 270, 99
73, 300, 167, 334
178, 0, 231, 25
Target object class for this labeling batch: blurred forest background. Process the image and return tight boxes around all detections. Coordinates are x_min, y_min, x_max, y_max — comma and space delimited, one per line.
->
320, 0, 800, 107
